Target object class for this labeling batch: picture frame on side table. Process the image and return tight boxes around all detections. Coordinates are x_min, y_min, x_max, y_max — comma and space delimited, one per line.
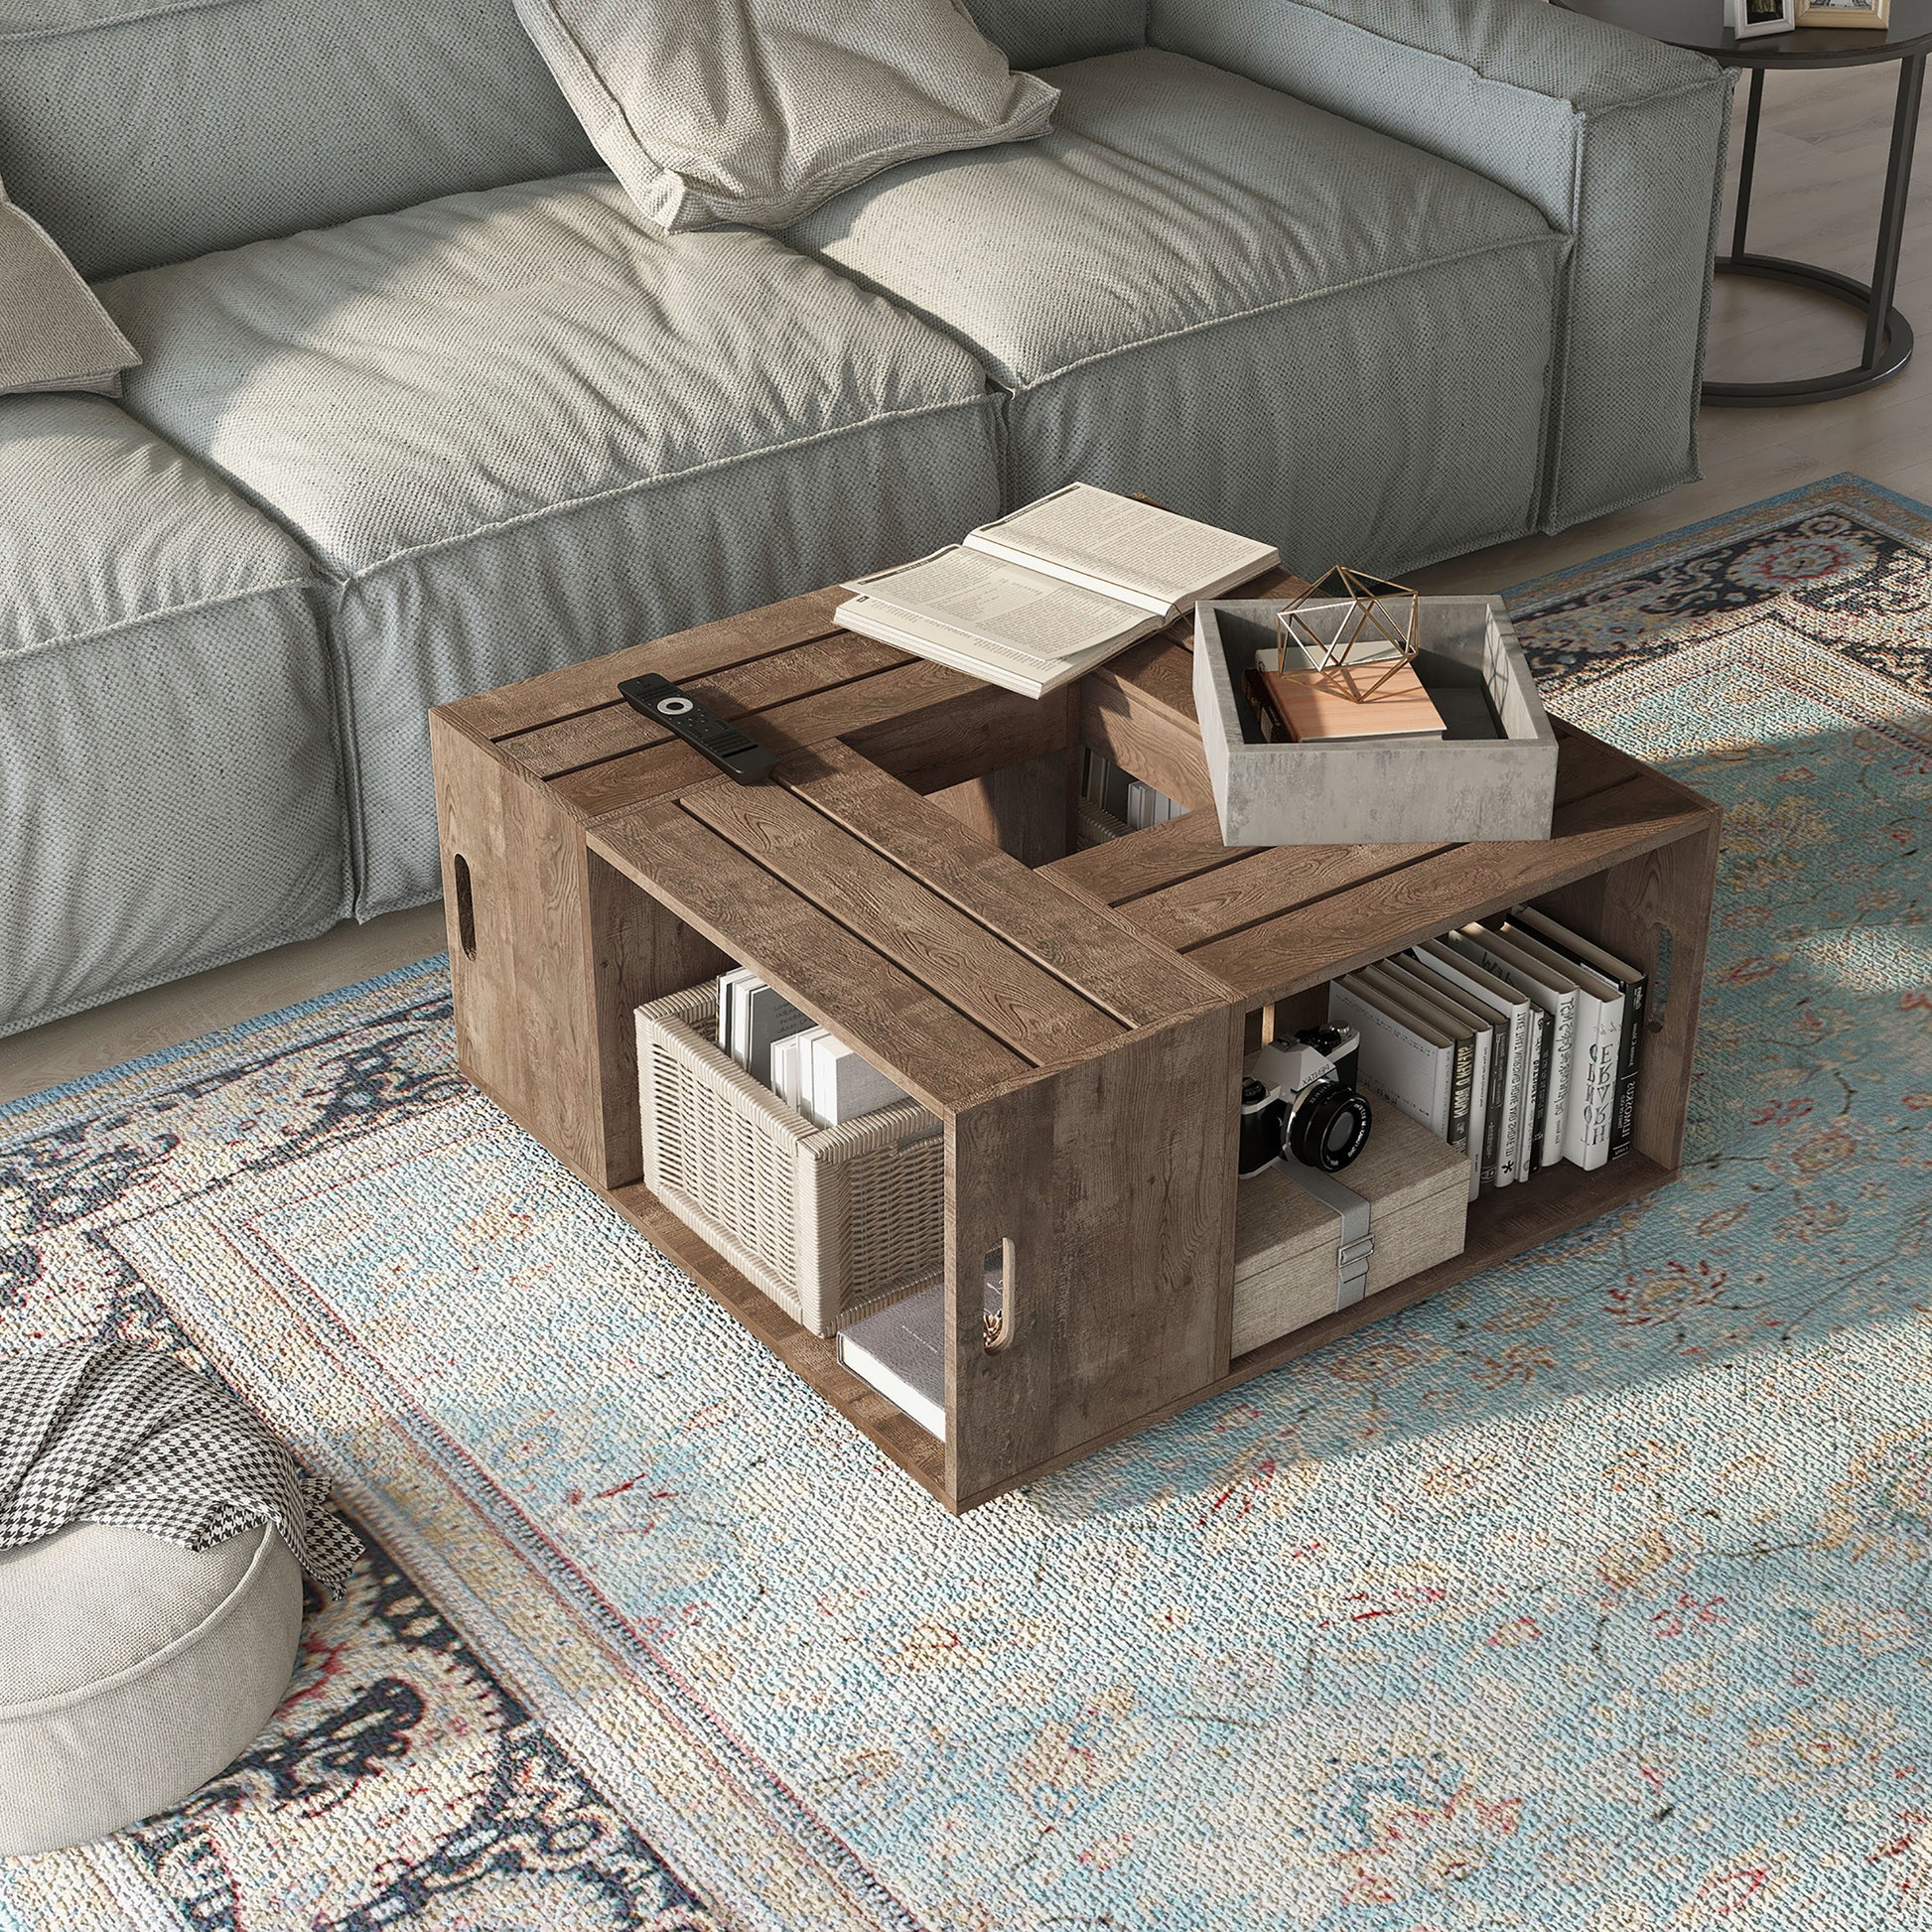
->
1795, 0, 1890, 26
1731, 0, 1798, 36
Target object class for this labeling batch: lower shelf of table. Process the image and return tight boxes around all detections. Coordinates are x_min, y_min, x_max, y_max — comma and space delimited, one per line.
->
598, 1141, 1675, 1514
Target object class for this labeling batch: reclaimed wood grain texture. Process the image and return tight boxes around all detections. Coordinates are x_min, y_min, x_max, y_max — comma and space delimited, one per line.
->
678, 773, 1125, 1067
780, 741, 1221, 1027
931, 746, 1077, 870
946, 1007, 1241, 1501
433, 564, 1719, 1511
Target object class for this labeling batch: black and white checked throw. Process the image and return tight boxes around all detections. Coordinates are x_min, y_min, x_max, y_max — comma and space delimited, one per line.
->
0, 1341, 358, 1595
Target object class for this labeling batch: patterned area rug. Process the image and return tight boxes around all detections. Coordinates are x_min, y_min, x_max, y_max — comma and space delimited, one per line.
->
2, 473, 1930, 1931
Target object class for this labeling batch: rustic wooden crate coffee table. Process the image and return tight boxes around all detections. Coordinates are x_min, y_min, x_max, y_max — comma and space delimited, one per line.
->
431, 572, 1720, 1514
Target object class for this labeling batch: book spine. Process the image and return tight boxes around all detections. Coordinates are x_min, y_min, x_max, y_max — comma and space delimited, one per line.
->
1609, 977, 1645, 1161
1565, 998, 1619, 1173
1527, 1011, 1554, 1169
1519, 1010, 1546, 1175
1476, 1024, 1504, 1199
1545, 995, 1576, 1169
1447, 1034, 1474, 1162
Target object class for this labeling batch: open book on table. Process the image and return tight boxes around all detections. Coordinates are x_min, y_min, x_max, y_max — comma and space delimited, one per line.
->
836, 483, 1279, 699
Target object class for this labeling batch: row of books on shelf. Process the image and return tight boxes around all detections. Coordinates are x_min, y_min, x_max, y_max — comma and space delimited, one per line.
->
1333, 904, 1647, 1197
1076, 749, 1185, 843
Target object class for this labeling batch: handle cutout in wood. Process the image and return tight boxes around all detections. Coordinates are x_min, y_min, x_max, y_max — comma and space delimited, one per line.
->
1649, 922, 1673, 1032
453, 854, 478, 960
983, 1240, 1015, 1352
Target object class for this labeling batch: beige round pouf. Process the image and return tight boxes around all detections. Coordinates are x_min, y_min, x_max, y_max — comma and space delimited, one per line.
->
0, 1520, 303, 1857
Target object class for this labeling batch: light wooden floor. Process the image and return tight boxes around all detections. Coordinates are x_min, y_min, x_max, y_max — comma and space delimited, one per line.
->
3, 61, 1925, 1106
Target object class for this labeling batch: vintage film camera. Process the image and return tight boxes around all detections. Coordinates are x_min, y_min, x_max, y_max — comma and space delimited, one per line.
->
1238, 1023, 1373, 1177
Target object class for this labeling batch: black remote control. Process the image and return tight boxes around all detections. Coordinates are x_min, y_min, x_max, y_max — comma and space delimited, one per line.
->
618, 673, 778, 784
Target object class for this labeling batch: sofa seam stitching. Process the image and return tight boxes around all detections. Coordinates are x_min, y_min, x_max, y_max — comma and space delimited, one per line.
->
997, 230, 1567, 396
324, 390, 998, 586
0, 575, 322, 664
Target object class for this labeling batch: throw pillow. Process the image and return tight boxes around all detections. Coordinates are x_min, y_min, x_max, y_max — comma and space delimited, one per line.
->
0, 176, 137, 395
508, 0, 1058, 233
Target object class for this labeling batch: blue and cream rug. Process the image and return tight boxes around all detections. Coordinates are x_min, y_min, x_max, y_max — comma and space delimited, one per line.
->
3, 475, 1930, 1931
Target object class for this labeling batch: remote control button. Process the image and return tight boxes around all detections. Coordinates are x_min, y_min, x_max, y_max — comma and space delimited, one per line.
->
655, 696, 694, 716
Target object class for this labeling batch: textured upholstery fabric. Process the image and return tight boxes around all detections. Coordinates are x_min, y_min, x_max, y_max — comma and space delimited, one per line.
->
0, 396, 343, 1038
101, 175, 1004, 918
1150, 0, 1731, 533
791, 50, 1564, 577
512, 0, 1058, 233
0, 1522, 301, 1855
962, 0, 1147, 71
0, 0, 596, 278
0, 178, 137, 393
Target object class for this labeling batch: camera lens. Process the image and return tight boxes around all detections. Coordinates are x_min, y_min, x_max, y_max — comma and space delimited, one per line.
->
1285, 1083, 1372, 1173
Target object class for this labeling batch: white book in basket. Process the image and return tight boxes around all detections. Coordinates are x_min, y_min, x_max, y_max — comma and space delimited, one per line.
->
835, 1261, 1005, 1441
808, 1033, 909, 1127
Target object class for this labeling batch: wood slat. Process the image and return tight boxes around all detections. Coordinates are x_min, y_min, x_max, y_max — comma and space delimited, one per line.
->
556, 655, 1029, 820
931, 747, 1075, 871
781, 741, 1219, 1026
1044, 808, 1253, 908
451, 588, 849, 742
1078, 643, 1216, 813
1185, 772, 1713, 1004
678, 773, 1126, 1066
590, 800, 1030, 1110
504, 632, 906, 780
947, 1009, 1238, 1501
841, 674, 1078, 798
1551, 717, 1644, 808
1126, 840, 1456, 954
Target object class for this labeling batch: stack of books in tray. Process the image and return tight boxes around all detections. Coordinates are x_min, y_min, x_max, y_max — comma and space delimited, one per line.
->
715, 967, 908, 1129
1329, 904, 1648, 1200
836, 483, 1277, 699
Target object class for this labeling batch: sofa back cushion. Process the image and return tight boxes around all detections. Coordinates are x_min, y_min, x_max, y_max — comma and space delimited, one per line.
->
964, 0, 1147, 69
0, 0, 600, 276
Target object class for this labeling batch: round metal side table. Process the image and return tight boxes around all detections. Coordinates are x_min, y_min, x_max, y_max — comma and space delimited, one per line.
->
1564, 0, 1932, 404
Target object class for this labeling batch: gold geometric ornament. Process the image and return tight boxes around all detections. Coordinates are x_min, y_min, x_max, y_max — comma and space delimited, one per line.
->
1276, 565, 1421, 701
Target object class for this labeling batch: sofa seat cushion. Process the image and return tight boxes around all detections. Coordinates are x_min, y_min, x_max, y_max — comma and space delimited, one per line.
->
100, 172, 1004, 917
0, 1522, 302, 1855
789, 48, 1568, 576
0, 395, 344, 1037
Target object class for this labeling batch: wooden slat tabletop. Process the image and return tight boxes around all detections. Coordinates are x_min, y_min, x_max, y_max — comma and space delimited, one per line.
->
783, 742, 1219, 1027
678, 773, 1127, 1067
453, 588, 849, 742
553, 655, 996, 819
1126, 840, 1455, 955
502, 632, 906, 780
591, 800, 1031, 1110
1183, 768, 1712, 1004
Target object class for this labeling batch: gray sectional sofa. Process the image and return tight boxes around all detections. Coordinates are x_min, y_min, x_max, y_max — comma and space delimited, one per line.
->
0, 0, 1730, 1038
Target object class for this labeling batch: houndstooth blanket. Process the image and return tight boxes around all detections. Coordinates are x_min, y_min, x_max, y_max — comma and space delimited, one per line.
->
0, 1340, 359, 1594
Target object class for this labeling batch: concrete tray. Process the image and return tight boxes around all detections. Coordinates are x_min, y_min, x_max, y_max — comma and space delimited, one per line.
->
1193, 596, 1557, 846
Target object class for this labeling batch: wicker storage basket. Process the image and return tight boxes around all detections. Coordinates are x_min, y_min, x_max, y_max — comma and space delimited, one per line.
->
634, 985, 945, 1336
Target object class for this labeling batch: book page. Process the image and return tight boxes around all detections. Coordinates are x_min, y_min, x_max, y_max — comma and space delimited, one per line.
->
836, 597, 1140, 699
846, 547, 1143, 661
971, 484, 1277, 611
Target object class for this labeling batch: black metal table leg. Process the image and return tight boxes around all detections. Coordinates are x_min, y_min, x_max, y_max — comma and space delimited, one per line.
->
1731, 67, 1764, 262
1707, 54, 1924, 406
